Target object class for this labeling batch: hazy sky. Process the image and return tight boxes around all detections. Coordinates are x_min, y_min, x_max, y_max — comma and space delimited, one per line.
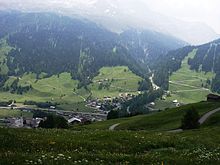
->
0, 0, 219, 34
142, 0, 220, 33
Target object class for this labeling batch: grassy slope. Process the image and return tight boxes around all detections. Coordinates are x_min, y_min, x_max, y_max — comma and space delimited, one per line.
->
168, 49, 214, 103
0, 125, 220, 164
76, 101, 220, 131
89, 66, 142, 98
155, 49, 215, 110
202, 111, 220, 127
0, 66, 142, 111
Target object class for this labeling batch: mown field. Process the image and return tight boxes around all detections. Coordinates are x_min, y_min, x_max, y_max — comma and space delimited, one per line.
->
0, 66, 142, 112
168, 49, 214, 103
155, 49, 215, 110
89, 66, 142, 98
75, 101, 220, 131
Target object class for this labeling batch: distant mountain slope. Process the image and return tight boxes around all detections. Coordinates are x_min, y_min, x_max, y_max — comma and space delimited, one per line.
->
0, 0, 219, 44
119, 29, 185, 64
0, 11, 184, 85
0, 12, 143, 86
158, 38, 220, 93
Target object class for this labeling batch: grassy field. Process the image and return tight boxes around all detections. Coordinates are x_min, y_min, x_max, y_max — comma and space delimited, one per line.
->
155, 49, 215, 110
74, 101, 220, 131
0, 66, 142, 112
168, 49, 215, 103
89, 66, 142, 98
0, 73, 91, 111
0, 101, 220, 164
0, 123, 220, 164
202, 111, 220, 127
0, 109, 33, 118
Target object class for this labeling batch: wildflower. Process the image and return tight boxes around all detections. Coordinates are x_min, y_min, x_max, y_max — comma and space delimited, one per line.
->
58, 154, 64, 157
49, 141, 56, 145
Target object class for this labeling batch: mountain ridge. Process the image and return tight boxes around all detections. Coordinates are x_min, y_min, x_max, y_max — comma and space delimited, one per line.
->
0, 0, 219, 44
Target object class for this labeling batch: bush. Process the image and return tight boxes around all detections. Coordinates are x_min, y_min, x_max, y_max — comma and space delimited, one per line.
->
39, 115, 68, 129
181, 107, 200, 130
107, 110, 119, 120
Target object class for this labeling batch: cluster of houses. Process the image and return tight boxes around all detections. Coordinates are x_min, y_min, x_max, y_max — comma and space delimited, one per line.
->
56, 110, 107, 125
86, 93, 135, 112
0, 110, 106, 128
1, 117, 43, 128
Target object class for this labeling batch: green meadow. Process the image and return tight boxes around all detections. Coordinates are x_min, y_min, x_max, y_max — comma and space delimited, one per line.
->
75, 101, 220, 131
1, 101, 220, 164
156, 49, 215, 109
0, 66, 142, 112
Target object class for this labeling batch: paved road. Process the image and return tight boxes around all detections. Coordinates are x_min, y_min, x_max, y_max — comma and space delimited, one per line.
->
109, 123, 120, 130
176, 88, 210, 93
199, 107, 220, 124
169, 107, 220, 133
169, 80, 200, 89
0, 106, 107, 118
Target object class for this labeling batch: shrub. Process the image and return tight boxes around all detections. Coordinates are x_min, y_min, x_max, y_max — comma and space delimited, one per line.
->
39, 115, 68, 129
107, 110, 119, 120
181, 107, 200, 130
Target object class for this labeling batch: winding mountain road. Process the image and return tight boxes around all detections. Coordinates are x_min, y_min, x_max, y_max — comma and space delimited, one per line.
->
109, 123, 120, 130
168, 107, 220, 133
109, 107, 220, 132
199, 107, 220, 124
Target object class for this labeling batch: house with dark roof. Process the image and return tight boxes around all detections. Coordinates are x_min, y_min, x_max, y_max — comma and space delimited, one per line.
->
207, 94, 220, 102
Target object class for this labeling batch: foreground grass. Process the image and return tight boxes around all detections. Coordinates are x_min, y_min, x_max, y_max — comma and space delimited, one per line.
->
76, 101, 220, 131
0, 127, 220, 165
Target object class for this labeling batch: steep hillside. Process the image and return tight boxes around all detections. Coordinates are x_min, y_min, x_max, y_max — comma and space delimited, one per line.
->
154, 39, 220, 94
0, 11, 185, 81
0, 11, 186, 110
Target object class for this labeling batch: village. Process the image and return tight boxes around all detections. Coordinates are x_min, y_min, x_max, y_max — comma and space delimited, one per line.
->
0, 92, 136, 128
1, 92, 219, 129
86, 92, 135, 112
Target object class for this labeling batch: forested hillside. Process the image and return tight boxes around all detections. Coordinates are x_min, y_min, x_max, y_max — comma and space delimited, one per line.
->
1, 12, 143, 87
0, 11, 184, 90
155, 39, 220, 93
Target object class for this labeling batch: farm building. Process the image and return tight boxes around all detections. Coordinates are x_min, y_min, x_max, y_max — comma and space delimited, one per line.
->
207, 94, 220, 102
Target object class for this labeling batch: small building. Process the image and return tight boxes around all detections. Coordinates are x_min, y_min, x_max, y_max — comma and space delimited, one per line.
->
175, 103, 180, 107
68, 117, 81, 124
23, 117, 43, 128
149, 102, 155, 107
8, 117, 23, 128
207, 94, 220, 102
173, 100, 178, 104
